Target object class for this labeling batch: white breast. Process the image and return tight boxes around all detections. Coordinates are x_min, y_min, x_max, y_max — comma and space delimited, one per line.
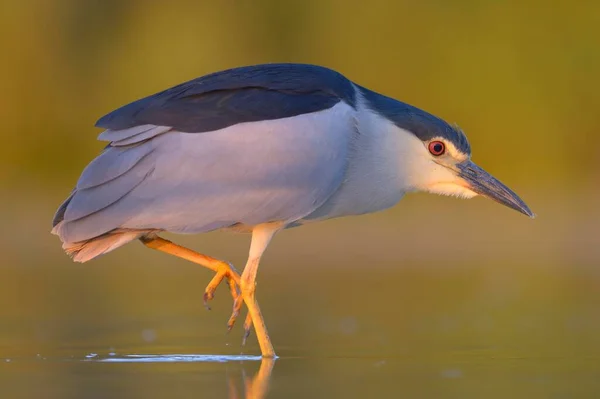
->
302, 90, 421, 222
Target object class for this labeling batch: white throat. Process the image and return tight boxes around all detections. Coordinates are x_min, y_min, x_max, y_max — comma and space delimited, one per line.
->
303, 97, 415, 220
348, 101, 478, 203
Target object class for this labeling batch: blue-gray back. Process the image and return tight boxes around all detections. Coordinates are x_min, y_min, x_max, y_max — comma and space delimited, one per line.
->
96, 63, 357, 132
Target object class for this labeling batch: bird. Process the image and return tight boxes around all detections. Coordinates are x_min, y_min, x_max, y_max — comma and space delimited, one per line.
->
52, 63, 534, 358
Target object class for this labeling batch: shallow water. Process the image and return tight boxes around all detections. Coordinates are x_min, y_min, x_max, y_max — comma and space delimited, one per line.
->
1, 348, 599, 398
1, 259, 599, 398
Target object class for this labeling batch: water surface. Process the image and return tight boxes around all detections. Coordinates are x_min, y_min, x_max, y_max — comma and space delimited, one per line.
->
1, 263, 598, 398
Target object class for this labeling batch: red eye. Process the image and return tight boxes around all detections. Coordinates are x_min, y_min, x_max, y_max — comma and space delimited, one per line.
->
428, 141, 445, 156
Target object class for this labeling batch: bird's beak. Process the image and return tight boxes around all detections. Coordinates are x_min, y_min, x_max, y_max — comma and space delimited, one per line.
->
457, 160, 535, 218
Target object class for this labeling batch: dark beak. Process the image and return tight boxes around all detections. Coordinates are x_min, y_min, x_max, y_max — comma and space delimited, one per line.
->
457, 160, 535, 218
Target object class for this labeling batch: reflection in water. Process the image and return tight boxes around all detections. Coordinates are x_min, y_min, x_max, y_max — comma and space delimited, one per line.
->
89, 353, 275, 399
228, 358, 275, 399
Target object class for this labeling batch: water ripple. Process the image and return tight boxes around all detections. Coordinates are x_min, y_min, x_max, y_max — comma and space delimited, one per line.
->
89, 354, 264, 363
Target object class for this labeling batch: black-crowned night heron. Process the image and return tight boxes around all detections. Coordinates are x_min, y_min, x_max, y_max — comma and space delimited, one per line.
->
52, 63, 534, 358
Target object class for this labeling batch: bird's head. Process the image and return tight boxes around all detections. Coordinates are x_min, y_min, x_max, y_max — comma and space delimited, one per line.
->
401, 130, 534, 218
360, 88, 534, 218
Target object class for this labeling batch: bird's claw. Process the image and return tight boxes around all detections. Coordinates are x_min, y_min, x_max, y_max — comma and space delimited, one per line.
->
202, 262, 254, 343
227, 294, 254, 346
242, 313, 253, 346
226, 297, 241, 331
203, 262, 241, 310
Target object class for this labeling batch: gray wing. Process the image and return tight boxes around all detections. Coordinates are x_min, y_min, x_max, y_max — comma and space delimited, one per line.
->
53, 101, 357, 244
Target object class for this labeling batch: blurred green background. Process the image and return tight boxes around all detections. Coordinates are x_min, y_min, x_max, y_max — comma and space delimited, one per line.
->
1, 1, 599, 398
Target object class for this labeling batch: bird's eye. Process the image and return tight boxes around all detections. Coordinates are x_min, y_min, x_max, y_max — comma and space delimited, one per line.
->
428, 141, 445, 156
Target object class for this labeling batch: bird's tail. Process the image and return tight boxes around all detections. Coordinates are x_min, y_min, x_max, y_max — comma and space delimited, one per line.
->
57, 229, 143, 263
50, 141, 158, 263
52, 194, 142, 263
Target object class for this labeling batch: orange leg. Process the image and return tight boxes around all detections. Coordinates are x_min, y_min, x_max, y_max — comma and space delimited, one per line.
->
141, 236, 241, 312
139, 235, 273, 357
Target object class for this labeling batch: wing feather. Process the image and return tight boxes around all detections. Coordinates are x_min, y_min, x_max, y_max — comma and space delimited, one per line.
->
97, 124, 157, 141
109, 126, 171, 146
64, 149, 155, 223
76, 144, 154, 190
55, 102, 356, 246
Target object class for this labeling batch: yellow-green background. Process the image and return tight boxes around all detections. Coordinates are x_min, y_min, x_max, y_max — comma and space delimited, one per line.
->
0, 1, 598, 398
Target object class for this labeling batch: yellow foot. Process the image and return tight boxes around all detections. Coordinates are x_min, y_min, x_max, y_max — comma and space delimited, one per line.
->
230, 296, 255, 344
202, 261, 241, 310
202, 262, 254, 337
